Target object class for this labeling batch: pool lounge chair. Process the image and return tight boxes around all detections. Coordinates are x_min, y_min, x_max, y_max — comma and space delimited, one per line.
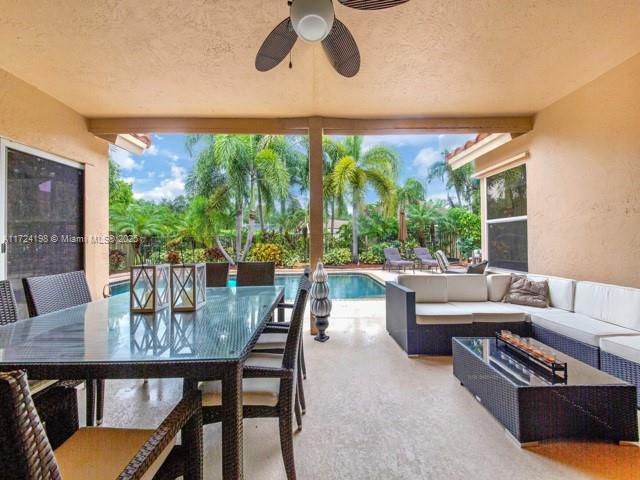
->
384, 248, 414, 272
434, 250, 487, 274
413, 248, 438, 272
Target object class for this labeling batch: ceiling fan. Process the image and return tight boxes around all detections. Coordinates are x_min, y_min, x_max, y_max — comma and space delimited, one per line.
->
255, 0, 410, 78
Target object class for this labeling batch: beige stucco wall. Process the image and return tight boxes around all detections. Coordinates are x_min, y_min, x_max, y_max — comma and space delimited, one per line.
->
476, 53, 640, 288
0, 68, 109, 298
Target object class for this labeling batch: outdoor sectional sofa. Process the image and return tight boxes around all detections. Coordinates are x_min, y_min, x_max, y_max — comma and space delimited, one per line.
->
386, 273, 640, 406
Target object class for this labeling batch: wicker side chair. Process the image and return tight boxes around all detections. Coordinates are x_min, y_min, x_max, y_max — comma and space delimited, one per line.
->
199, 277, 311, 480
236, 261, 275, 287
205, 262, 230, 287
413, 247, 438, 272
0, 370, 202, 480
22, 271, 104, 426
254, 269, 310, 414
0, 280, 79, 448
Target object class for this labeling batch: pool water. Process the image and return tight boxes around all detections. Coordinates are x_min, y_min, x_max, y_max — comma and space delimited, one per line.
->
111, 273, 384, 301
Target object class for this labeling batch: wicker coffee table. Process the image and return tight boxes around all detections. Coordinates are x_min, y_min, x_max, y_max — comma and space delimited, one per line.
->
453, 337, 639, 446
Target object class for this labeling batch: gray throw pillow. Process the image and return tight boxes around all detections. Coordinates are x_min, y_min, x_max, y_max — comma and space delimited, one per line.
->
502, 273, 549, 308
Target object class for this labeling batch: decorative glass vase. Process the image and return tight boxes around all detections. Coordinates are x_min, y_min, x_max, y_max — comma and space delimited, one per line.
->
130, 264, 170, 313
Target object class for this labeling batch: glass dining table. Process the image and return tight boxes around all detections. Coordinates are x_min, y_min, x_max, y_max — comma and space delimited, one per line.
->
0, 285, 285, 480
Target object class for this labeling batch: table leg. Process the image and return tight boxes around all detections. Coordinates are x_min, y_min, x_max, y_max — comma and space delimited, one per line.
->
85, 379, 95, 427
278, 291, 285, 322
182, 379, 203, 480
222, 363, 243, 480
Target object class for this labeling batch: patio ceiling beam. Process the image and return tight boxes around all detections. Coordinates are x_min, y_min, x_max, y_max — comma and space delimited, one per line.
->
88, 116, 533, 136
320, 116, 533, 135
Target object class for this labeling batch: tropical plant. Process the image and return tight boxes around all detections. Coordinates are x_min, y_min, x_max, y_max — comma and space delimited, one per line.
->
108, 158, 134, 207
331, 136, 399, 262
407, 200, 451, 247
323, 247, 352, 266
247, 243, 283, 265
426, 152, 478, 212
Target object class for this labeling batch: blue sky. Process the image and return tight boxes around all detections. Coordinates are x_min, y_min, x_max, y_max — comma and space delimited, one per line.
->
109, 133, 475, 204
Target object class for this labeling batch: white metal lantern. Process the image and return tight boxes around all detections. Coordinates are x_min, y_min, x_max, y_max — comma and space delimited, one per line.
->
170, 263, 207, 312
130, 264, 170, 313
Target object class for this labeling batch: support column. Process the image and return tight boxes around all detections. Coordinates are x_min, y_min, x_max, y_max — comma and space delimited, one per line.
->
308, 117, 323, 335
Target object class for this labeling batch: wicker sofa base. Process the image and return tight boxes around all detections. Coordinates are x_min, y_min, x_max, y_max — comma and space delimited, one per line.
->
405, 321, 531, 356
453, 339, 639, 444
601, 351, 640, 408
531, 324, 600, 368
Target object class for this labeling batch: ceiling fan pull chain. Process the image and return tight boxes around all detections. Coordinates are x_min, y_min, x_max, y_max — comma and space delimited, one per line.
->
289, 51, 293, 69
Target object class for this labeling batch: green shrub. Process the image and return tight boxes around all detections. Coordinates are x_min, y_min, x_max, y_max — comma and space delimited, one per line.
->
358, 247, 384, 264
281, 249, 303, 268
247, 243, 283, 265
323, 247, 351, 266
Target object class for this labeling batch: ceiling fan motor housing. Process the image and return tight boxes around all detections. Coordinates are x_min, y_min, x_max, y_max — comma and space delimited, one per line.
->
290, 0, 335, 43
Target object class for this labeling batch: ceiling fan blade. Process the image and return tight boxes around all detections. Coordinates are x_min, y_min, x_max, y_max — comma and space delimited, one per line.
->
338, 0, 410, 10
321, 19, 360, 78
255, 17, 298, 72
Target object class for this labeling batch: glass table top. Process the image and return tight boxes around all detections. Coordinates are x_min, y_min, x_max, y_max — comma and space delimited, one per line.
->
0, 286, 283, 364
456, 337, 628, 387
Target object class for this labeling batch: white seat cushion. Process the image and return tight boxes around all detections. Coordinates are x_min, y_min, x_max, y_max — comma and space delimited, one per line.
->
449, 302, 526, 323
199, 353, 282, 407
501, 304, 564, 316
574, 281, 640, 331
445, 274, 488, 302
415, 303, 473, 325
531, 312, 639, 347
254, 332, 288, 350
398, 275, 447, 302
600, 335, 640, 365
55, 427, 174, 480
527, 274, 576, 311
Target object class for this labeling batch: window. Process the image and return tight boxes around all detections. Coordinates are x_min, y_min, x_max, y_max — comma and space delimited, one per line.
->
486, 164, 528, 271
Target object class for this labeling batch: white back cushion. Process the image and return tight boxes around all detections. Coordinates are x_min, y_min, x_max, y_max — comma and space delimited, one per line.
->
397, 275, 447, 303
446, 274, 488, 302
486, 274, 511, 302
527, 274, 575, 311
574, 281, 640, 331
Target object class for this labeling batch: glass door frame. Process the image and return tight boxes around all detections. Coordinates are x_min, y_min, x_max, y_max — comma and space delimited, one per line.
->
0, 138, 84, 280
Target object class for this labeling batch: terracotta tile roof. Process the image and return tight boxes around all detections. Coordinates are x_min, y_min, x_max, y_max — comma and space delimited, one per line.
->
130, 133, 152, 148
445, 133, 490, 161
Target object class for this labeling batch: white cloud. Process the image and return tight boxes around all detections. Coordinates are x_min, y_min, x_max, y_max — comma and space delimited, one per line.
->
411, 147, 442, 177
109, 145, 142, 171
134, 164, 186, 202
146, 144, 159, 156
361, 134, 434, 151
122, 176, 135, 184
153, 134, 164, 140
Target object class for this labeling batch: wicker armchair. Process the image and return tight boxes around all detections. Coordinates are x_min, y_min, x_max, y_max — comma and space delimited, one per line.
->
205, 262, 230, 287
199, 276, 311, 480
22, 271, 105, 425
0, 370, 202, 480
236, 261, 275, 287
0, 280, 79, 448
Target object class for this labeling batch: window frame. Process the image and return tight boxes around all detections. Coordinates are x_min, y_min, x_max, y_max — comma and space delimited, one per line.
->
0, 138, 84, 280
484, 163, 528, 272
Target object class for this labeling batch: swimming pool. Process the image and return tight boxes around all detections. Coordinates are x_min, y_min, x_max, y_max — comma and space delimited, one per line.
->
111, 273, 384, 300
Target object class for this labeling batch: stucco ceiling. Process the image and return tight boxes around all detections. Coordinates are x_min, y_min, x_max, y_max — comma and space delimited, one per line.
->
0, 0, 639, 118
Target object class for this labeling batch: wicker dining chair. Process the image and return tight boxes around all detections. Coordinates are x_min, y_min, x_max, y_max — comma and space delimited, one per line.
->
199, 276, 311, 480
0, 280, 79, 449
254, 269, 310, 413
0, 369, 202, 480
205, 262, 230, 287
235, 261, 275, 287
22, 271, 105, 426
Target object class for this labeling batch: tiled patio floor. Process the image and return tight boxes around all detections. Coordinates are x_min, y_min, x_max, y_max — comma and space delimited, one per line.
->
93, 299, 640, 479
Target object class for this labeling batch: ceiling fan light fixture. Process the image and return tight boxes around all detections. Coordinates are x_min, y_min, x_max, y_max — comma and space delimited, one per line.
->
290, 0, 334, 43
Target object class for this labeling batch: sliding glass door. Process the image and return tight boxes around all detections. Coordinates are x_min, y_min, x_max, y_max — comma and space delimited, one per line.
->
0, 140, 84, 316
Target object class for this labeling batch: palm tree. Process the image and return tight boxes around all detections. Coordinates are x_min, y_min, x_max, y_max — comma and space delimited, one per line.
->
427, 151, 477, 210
397, 177, 426, 211
331, 136, 399, 262
406, 200, 450, 247
322, 137, 348, 235
110, 202, 169, 263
